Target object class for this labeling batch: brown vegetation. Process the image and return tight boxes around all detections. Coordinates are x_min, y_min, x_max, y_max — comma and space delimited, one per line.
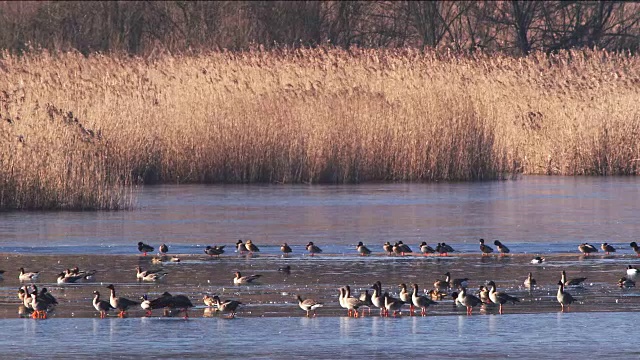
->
0, 48, 639, 210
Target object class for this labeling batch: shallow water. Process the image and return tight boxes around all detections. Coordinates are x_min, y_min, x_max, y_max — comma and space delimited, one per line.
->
1, 176, 640, 358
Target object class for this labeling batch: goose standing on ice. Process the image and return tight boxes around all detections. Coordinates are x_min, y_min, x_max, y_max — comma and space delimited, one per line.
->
494, 240, 510, 256
487, 281, 520, 314
419, 242, 436, 256
479, 239, 493, 256
106, 284, 140, 317
356, 242, 371, 256
137, 242, 154, 256
306, 242, 322, 256
280, 243, 292, 256
297, 295, 323, 317
578, 243, 598, 256
244, 240, 260, 254
556, 281, 575, 312
93, 291, 114, 319
601, 243, 616, 255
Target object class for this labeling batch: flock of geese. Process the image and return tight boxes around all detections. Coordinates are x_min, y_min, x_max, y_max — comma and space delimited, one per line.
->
7, 238, 640, 320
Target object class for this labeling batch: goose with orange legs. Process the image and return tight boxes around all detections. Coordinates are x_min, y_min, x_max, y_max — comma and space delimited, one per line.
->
370, 282, 385, 316
399, 284, 413, 314
306, 242, 322, 256
487, 281, 519, 314
479, 239, 493, 256
556, 281, 575, 312
578, 243, 598, 256
93, 291, 114, 319
383, 242, 393, 255
106, 284, 139, 317
343, 286, 364, 317
280, 243, 292, 256
137, 242, 154, 256
457, 287, 482, 315
356, 242, 371, 256
419, 242, 436, 256
411, 284, 437, 316
297, 295, 323, 317
493, 240, 510, 256
383, 292, 405, 317
601, 242, 616, 255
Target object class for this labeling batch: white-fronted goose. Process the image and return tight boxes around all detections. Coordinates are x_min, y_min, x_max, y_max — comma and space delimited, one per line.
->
204, 245, 225, 257
561, 270, 587, 287
578, 243, 598, 256
234, 271, 262, 284
213, 295, 241, 318
556, 281, 575, 312
411, 284, 437, 316
137, 242, 154, 256
399, 284, 412, 313
244, 240, 260, 253
306, 242, 322, 256
601, 243, 616, 255
159, 243, 169, 255
106, 284, 140, 317
524, 273, 537, 289
358, 289, 373, 315
281, 243, 292, 256
93, 291, 114, 319
383, 242, 393, 255
383, 291, 405, 317
370, 282, 385, 316
297, 295, 323, 317
494, 240, 510, 255
630, 242, 640, 256
487, 281, 520, 314
19, 268, 39, 281
457, 287, 483, 315
419, 242, 436, 256
343, 286, 364, 317
356, 242, 371, 256
479, 239, 493, 256
30, 293, 47, 319
135, 266, 163, 280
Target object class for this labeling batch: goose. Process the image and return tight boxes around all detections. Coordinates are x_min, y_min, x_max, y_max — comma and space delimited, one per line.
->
626, 265, 639, 278
141, 271, 168, 282
561, 270, 587, 287
212, 295, 241, 318
531, 256, 545, 264
578, 243, 598, 256
457, 287, 483, 315
383, 291, 405, 317
159, 243, 169, 255
236, 240, 246, 254
106, 284, 140, 317
370, 282, 385, 316
436, 242, 455, 256
477, 286, 491, 305
137, 242, 154, 256
65, 267, 96, 282
601, 243, 616, 255
437, 272, 468, 289
135, 266, 164, 280
20, 286, 33, 309
19, 268, 39, 281
356, 242, 371, 256
618, 277, 636, 288
203, 295, 218, 308
233, 271, 262, 284
93, 291, 114, 319
630, 242, 640, 256
494, 240, 510, 255
556, 281, 575, 312
244, 240, 260, 253
382, 242, 393, 255
524, 272, 537, 289
479, 239, 493, 256
280, 243, 292, 256
424, 288, 447, 301
31, 285, 55, 312
57, 272, 86, 284
399, 284, 413, 313
204, 245, 225, 257
306, 242, 322, 256
30, 293, 48, 319
419, 242, 436, 256
297, 295, 323, 317
487, 281, 520, 314
166, 293, 194, 318
343, 286, 364, 317
393, 241, 412, 256
358, 289, 373, 315
411, 284, 437, 316
278, 265, 291, 274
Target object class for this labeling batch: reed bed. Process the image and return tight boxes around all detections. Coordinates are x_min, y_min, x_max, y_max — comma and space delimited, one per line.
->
0, 48, 639, 210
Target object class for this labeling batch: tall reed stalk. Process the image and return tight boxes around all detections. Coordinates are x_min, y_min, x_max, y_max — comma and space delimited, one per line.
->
1, 48, 638, 210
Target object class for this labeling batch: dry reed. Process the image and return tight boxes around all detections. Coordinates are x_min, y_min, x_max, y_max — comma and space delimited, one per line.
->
0, 48, 639, 210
